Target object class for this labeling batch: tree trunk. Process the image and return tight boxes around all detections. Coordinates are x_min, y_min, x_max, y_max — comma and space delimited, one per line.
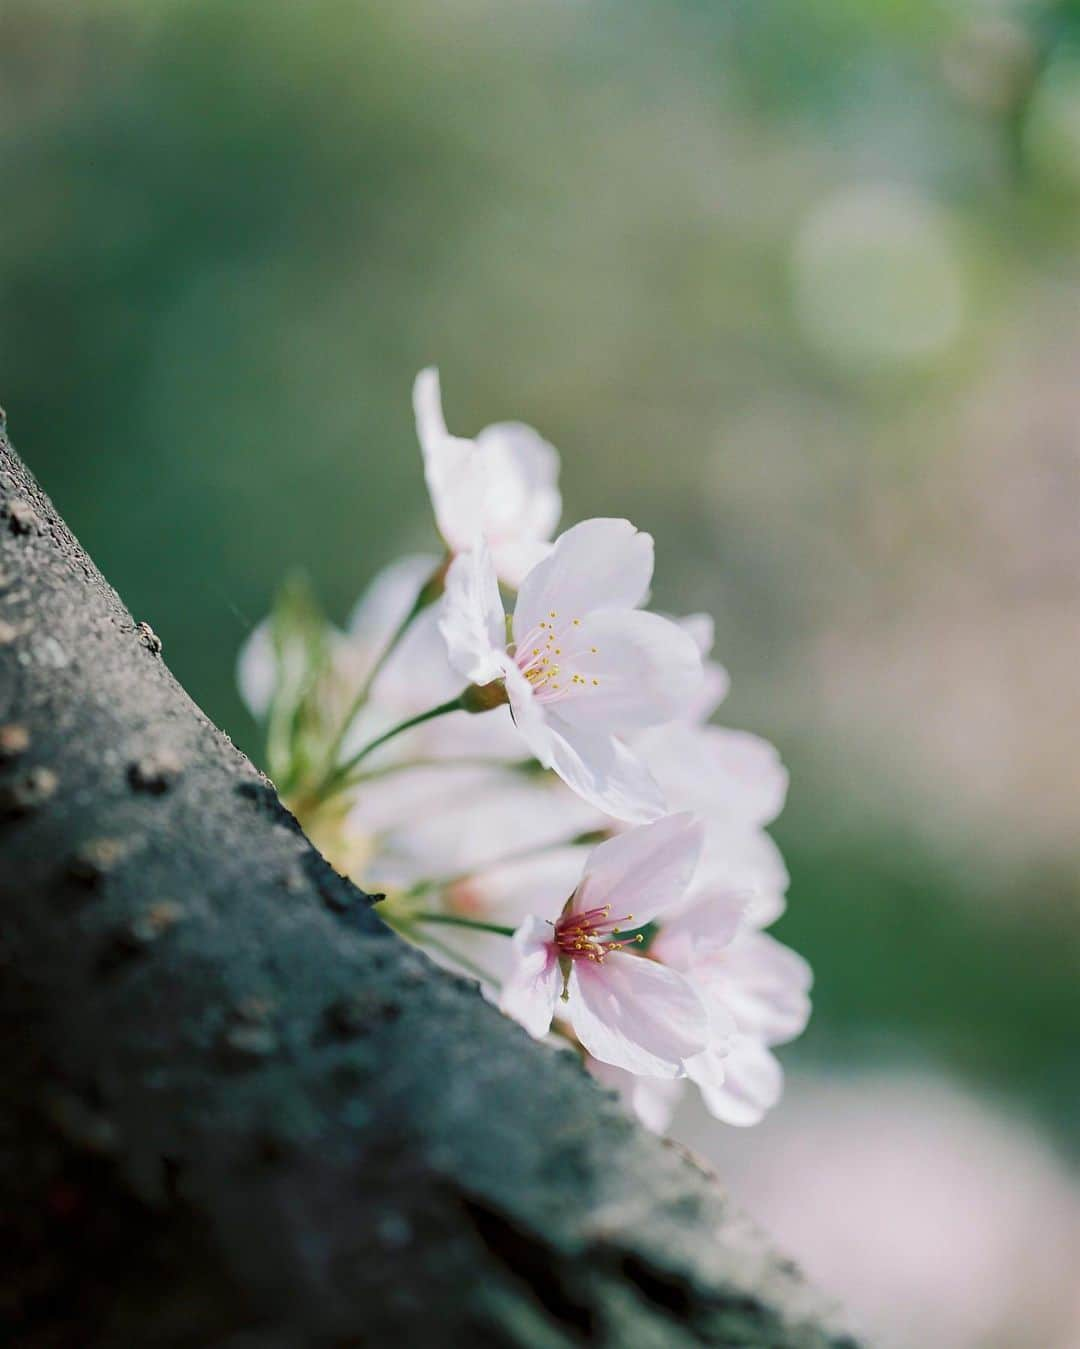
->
0, 421, 855, 1347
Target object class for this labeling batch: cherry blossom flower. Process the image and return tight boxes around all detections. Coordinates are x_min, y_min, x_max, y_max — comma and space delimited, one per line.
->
499, 814, 710, 1077
238, 553, 443, 726
439, 519, 704, 821
595, 884, 811, 1131
414, 367, 561, 586
605, 609, 792, 922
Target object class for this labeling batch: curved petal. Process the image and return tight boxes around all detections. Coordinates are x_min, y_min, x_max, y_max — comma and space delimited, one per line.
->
476, 420, 561, 570
489, 537, 553, 590
439, 541, 507, 685
695, 825, 790, 928
499, 916, 561, 1040
236, 620, 275, 719
413, 369, 486, 552
638, 723, 788, 829
413, 366, 449, 453
347, 553, 441, 651
702, 930, 813, 1046
543, 714, 666, 824
675, 613, 730, 722
513, 518, 654, 643
573, 813, 703, 927
686, 1037, 784, 1127
546, 608, 703, 733
568, 953, 708, 1078
648, 888, 747, 971
586, 1058, 685, 1135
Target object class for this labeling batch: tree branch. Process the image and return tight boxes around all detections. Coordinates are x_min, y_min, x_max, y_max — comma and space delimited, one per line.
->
0, 421, 855, 1347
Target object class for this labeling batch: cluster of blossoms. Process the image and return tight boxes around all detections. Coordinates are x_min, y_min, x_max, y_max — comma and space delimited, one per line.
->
239, 369, 811, 1132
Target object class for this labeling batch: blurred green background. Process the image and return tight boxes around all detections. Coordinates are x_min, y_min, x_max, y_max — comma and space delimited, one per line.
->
3, 2, 1079, 1342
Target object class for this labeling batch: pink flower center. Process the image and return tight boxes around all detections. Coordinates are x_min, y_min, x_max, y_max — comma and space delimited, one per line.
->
514, 610, 602, 704
553, 903, 643, 964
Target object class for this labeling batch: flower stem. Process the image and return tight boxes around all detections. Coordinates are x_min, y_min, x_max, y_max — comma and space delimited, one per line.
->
410, 911, 517, 938
316, 560, 448, 791
313, 694, 467, 801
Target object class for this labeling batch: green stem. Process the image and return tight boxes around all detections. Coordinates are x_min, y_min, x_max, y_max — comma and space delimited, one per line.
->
352, 755, 532, 784
410, 911, 517, 939
314, 694, 467, 800
317, 582, 434, 785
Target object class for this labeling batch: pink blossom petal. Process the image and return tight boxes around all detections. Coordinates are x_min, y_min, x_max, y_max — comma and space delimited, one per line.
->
568, 953, 708, 1078
513, 518, 654, 643
649, 888, 747, 970
586, 1058, 685, 1135
499, 916, 561, 1040
687, 1038, 784, 1127
699, 931, 813, 1047
549, 609, 703, 733
439, 540, 507, 686
573, 813, 704, 927
543, 714, 666, 824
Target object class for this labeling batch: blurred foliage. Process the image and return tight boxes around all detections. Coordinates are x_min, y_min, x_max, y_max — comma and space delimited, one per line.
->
2, 0, 1078, 1150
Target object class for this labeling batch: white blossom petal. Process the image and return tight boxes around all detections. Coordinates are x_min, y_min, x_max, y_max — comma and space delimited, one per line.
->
568, 953, 708, 1078
687, 1038, 784, 1127
544, 609, 703, 733
413, 369, 488, 551
677, 612, 730, 721
542, 713, 666, 824
513, 518, 654, 644
475, 420, 561, 585
414, 370, 561, 582
648, 888, 748, 970
586, 1059, 685, 1135
236, 620, 275, 719
637, 723, 789, 830
413, 365, 449, 450
439, 540, 507, 686
346, 554, 440, 652
573, 813, 704, 928
697, 827, 790, 927
697, 930, 813, 1047
500, 916, 561, 1039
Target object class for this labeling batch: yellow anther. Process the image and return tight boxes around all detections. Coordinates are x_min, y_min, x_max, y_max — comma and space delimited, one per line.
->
592, 678, 599, 686
549, 610, 557, 618
590, 646, 598, 654
572, 618, 581, 626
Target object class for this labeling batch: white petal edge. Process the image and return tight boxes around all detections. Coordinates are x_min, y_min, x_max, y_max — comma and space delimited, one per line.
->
686, 1038, 784, 1127
499, 915, 561, 1040
543, 714, 666, 824
439, 540, 507, 686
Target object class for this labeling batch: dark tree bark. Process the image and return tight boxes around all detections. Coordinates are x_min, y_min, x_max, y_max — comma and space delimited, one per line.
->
0, 421, 856, 1348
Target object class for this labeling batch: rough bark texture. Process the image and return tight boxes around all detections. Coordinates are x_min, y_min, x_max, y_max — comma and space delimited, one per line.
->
0, 422, 855, 1348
